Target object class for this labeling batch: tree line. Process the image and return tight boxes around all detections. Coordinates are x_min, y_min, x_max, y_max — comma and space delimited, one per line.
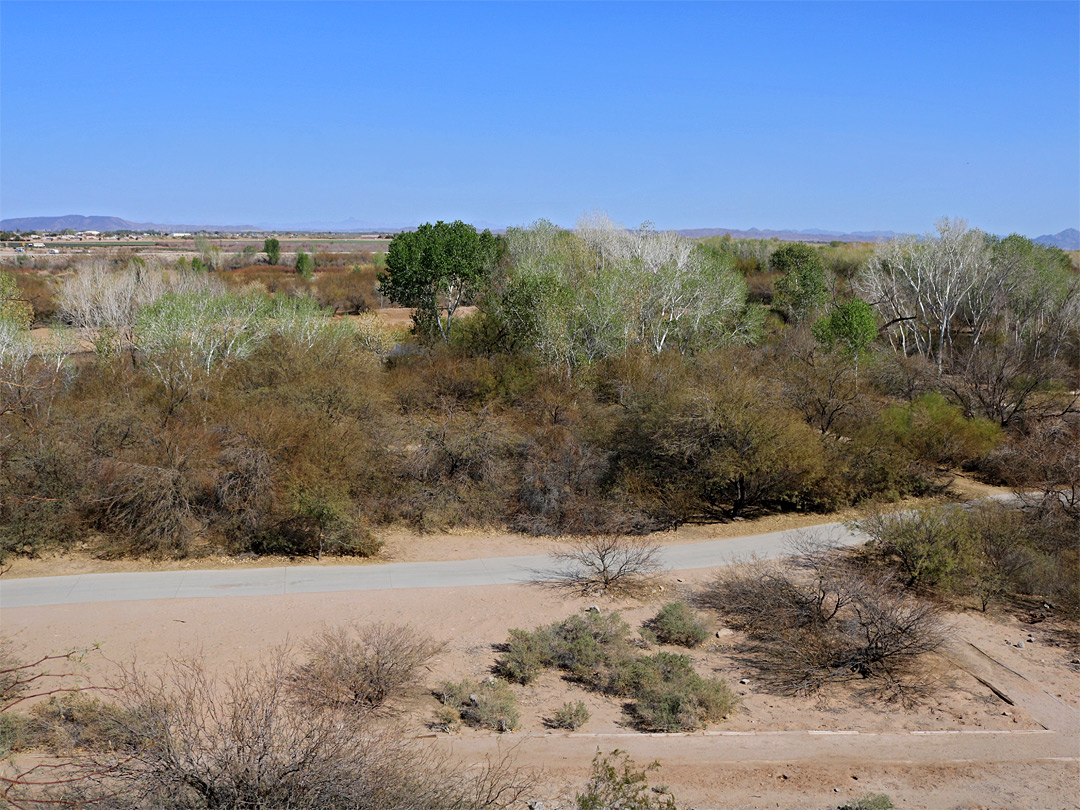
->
0, 215, 1076, 568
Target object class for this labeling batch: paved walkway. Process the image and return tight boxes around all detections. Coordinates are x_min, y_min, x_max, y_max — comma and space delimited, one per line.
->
1, 522, 866, 608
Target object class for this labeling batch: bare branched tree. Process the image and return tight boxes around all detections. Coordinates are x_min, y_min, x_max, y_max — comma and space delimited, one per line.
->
550, 533, 665, 594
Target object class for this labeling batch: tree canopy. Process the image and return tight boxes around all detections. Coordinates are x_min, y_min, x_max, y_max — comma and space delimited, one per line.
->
379, 221, 497, 342
771, 242, 830, 323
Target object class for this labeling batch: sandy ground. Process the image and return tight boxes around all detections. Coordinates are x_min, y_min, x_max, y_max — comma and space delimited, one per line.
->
5, 561, 1077, 809
4, 439, 1071, 808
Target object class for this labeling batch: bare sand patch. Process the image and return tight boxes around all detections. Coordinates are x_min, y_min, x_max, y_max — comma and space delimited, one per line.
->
4, 570, 1076, 809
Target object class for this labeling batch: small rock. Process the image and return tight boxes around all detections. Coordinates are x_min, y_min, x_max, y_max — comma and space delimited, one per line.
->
834, 787, 840, 793
1016, 642, 1025, 648
527, 802, 546, 810
1070, 658, 1080, 665
1002, 711, 1011, 717
851, 775, 859, 781
585, 605, 600, 613
676, 578, 684, 583
716, 628, 734, 638
740, 678, 751, 685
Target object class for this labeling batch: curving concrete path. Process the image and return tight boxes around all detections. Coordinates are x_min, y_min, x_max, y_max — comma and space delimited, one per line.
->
1, 521, 865, 609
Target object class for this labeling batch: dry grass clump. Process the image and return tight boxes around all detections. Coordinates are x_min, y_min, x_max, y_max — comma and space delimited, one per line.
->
290, 623, 443, 718
436, 678, 520, 732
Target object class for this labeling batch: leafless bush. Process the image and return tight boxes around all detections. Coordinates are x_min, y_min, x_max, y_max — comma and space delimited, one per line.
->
86, 459, 198, 556
1, 636, 109, 809
89, 651, 532, 810
550, 533, 665, 595
290, 623, 444, 718
700, 548, 946, 698
212, 436, 273, 542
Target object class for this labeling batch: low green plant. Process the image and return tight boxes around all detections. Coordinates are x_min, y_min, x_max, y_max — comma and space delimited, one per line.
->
494, 611, 631, 687
549, 700, 590, 730
607, 652, 738, 732
840, 794, 895, 810
495, 627, 555, 684
576, 749, 678, 810
494, 613, 737, 732
436, 678, 519, 732
646, 602, 710, 647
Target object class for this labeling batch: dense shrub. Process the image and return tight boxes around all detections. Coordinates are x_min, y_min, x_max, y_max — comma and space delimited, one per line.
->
620, 653, 738, 731
2, 237, 1074, 563
646, 602, 710, 648
878, 392, 1001, 468
860, 501, 1080, 615
494, 612, 737, 732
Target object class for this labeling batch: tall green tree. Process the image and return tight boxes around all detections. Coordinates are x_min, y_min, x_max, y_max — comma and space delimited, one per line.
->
263, 237, 281, 265
812, 298, 877, 359
812, 297, 878, 390
379, 220, 497, 342
771, 242, 830, 323
296, 250, 315, 279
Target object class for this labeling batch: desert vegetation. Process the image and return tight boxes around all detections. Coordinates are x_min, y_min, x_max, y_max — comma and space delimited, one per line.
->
0, 626, 535, 810
494, 610, 738, 732
0, 215, 1075, 592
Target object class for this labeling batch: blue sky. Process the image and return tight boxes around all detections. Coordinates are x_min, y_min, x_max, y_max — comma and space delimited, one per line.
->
1, 1, 1077, 235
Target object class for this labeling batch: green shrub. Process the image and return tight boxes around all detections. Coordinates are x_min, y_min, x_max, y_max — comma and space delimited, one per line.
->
631, 674, 738, 732
494, 611, 631, 687
608, 653, 739, 732
647, 602, 710, 648
547, 612, 632, 683
858, 506, 977, 590
576, 749, 678, 810
549, 700, 590, 730
495, 627, 555, 684
880, 392, 1001, 468
436, 678, 519, 732
295, 250, 315, 279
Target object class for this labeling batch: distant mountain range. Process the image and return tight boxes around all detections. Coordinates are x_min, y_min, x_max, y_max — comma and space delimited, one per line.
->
672, 227, 900, 243
2, 215, 1077, 249
0, 215, 265, 233
1033, 229, 1080, 250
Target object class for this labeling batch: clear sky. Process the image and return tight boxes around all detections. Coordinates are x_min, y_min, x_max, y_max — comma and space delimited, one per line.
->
1, 1, 1077, 235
